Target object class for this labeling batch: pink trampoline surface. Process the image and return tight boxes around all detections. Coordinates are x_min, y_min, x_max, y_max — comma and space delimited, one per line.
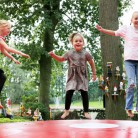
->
0, 120, 138, 138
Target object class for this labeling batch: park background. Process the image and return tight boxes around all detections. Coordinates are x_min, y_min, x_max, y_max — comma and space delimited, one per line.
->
0, 0, 138, 121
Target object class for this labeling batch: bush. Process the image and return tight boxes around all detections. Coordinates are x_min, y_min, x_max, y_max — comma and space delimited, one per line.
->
22, 94, 38, 103
21, 94, 50, 120
132, 113, 138, 121
24, 102, 50, 120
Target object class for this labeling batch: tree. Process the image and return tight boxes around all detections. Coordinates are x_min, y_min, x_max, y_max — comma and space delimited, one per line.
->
0, 0, 100, 109
0, 0, 131, 116
0, 0, 62, 110
98, 0, 131, 119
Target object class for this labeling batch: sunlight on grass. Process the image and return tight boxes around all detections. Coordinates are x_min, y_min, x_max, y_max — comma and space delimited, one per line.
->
50, 101, 103, 109
72, 101, 103, 108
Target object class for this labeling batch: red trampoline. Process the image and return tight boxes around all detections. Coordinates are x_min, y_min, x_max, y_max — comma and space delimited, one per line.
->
0, 120, 138, 138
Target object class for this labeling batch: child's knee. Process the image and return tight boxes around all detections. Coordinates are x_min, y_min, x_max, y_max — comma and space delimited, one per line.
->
128, 79, 135, 88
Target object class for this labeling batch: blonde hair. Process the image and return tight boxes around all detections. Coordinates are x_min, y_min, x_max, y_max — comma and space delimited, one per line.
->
0, 20, 11, 29
68, 32, 84, 43
132, 11, 138, 17
130, 11, 138, 25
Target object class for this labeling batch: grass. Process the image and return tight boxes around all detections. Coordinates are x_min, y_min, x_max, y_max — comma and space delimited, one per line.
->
50, 101, 104, 109
73, 101, 103, 108
0, 116, 31, 123
0, 101, 103, 123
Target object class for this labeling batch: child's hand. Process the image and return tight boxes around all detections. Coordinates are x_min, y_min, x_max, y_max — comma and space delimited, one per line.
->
92, 74, 97, 81
13, 58, 21, 64
21, 53, 30, 58
96, 24, 103, 31
48, 51, 54, 56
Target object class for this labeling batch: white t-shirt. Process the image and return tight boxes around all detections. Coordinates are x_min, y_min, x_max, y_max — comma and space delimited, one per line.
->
115, 25, 138, 61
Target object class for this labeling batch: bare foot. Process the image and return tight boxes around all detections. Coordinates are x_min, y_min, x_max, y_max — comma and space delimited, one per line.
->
61, 110, 69, 119
84, 112, 91, 119
126, 110, 134, 118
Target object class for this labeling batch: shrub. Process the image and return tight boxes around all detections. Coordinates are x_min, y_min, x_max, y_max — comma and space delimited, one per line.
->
24, 102, 50, 120
22, 94, 50, 120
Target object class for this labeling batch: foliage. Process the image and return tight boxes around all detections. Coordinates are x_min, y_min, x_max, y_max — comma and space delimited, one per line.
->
24, 102, 50, 120
0, 0, 101, 108
22, 94, 38, 103
55, 0, 102, 75
0, 92, 7, 106
118, 0, 133, 18
132, 114, 138, 121
88, 81, 101, 101
22, 95, 49, 120
50, 62, 65, 101
50, 0, 102, 104
94, 109, 105, 119
0, 0, 133, 112
4, 65, 38, 104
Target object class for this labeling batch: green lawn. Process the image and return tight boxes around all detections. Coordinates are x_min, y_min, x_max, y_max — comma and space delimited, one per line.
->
0, 116, 31, 123
50, 100, 104, 109
0, 101, 103, 123
74, 101, 103, 108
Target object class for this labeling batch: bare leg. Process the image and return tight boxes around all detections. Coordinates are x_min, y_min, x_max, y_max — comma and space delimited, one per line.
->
84, 112, 91, 119
126, 110, 134, 117
61, 110, 70, 119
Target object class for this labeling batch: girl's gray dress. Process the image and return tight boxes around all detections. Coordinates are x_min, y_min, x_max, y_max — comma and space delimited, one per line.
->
63, 49, 93, 92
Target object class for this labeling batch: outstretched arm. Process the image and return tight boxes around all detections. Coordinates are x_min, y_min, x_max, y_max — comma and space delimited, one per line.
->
2, 48, 20, 64
96, 24, 115, 36
0, 39, 30, 58
88, 59, 97, 81
49, 51, 65, 62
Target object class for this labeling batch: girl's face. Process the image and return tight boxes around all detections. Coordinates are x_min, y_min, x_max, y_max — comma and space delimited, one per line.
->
131, 13, 138, 29
0, 25, 11, 36
72, 34, 84, 52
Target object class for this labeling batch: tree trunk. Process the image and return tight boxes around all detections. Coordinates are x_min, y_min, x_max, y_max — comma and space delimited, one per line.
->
99, 0, 127, 119
39, 52, 52, 107
39, 1, 60, 109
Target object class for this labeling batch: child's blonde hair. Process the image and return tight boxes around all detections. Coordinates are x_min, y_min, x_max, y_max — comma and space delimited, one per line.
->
132, 11, 138, 17
68, 32, 84, 43
130, 11, 138, 25
0, 20, 11, 29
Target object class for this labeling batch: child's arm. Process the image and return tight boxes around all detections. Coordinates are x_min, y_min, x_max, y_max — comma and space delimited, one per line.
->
49, 51, 65, 62
88, 59, 96, 81
0, 39, 30, 58
96, 24, 115, 36
1, 49, 20, 64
